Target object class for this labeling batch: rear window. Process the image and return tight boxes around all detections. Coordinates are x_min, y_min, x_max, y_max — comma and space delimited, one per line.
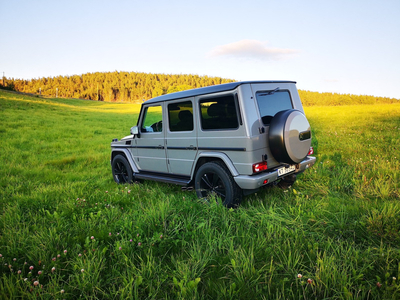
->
199, 95, 239, 130
256, 90, 293, 125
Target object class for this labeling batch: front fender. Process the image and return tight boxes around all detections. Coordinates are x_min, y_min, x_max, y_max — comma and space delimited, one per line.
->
111, 148, 139, 173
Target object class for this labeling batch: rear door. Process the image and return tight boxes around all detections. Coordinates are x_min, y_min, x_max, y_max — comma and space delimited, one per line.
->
165, 98, 197, 176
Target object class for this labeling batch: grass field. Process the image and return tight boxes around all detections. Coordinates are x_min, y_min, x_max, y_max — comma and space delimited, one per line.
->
0, 90, 399, 299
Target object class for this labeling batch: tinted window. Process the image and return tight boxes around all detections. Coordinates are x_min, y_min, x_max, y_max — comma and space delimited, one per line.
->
168, 101, 193, 132
256, 90, 293, 125
199, 95, 239, 130
141, 106, 163, 132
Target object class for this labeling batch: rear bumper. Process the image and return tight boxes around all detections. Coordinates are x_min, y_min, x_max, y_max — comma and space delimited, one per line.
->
234, 156, 316, 190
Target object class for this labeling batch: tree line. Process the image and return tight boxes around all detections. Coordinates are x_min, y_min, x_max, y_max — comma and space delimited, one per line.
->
1, 71, 398, 105
1, 72, 235, 102
298, 90, 398, 106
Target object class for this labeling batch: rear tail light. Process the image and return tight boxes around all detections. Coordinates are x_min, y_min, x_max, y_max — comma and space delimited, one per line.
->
308, 147, 314, 155
253, 161, 268, 173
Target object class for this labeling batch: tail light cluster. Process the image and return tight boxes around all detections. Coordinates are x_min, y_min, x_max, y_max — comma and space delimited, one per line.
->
252, 161, 268, 174
308, 147, 314, 155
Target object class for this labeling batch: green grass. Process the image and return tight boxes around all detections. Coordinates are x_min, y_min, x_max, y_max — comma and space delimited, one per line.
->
1, 90, 400, 299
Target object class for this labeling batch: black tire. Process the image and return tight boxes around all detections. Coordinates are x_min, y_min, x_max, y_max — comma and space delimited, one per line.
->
194, 161, 242, 208
112, 154, 133, 184
278, 174, 297, 190
269, 109, 312, 164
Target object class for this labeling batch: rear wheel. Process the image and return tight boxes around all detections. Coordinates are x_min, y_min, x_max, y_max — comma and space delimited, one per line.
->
195, 161, 242, 208
112, 155, 133, 184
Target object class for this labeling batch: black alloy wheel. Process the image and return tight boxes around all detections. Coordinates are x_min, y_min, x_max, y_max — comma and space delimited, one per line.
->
195, 161, 242, 208
112, 154, 133, 184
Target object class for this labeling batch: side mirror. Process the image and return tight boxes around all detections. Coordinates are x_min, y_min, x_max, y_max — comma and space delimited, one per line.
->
130, 126, 140, 137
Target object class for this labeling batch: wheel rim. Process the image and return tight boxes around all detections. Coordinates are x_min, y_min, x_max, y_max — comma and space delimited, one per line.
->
199, 172, 226, 200
114, 161, 128, 183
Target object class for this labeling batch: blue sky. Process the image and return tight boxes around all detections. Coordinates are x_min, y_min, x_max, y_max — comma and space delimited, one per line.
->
1, 0, 399, 98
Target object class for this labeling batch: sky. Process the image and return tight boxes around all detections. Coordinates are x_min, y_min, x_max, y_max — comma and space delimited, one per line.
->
1, 0, 400, 99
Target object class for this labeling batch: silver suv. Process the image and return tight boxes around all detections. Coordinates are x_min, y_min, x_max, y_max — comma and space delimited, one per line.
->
111, 81, 315, 207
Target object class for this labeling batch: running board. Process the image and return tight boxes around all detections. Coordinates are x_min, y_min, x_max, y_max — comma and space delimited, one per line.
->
135, 172, 191, 186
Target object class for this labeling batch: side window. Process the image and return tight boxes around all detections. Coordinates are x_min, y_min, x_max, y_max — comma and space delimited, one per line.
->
255, 90, 293, 125
141, 106, 163, 132
168, 101, 193, 132
199, 95, 239, 130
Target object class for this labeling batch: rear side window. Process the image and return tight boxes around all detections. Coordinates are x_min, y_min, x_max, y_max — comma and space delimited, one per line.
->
168, 101, 194, 132
199, 95, 239, 130
256, 90, 293, 125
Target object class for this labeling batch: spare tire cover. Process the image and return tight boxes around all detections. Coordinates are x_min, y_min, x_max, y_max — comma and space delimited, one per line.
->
268, 109, 311, 164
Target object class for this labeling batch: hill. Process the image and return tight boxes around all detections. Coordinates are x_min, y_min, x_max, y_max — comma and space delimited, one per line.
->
1, 71, 398, 105
2, 71, 235, 102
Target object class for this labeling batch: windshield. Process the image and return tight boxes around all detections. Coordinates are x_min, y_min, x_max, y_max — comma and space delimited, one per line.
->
256, 90, 293, 125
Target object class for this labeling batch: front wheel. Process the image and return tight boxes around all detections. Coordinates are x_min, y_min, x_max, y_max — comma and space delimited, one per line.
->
194, 161, 242, 208
112, 155, 133, 184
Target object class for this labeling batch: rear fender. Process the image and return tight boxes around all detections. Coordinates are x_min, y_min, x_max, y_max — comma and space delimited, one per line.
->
192, 152, 239, 178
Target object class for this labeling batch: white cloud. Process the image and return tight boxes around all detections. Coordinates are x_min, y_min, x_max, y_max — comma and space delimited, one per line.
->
207, 39, 300, 60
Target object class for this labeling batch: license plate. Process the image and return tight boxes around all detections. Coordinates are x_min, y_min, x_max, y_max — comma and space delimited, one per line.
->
278, 165, 295, 177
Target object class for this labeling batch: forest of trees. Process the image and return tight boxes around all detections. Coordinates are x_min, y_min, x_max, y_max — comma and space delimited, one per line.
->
298, 90, 398, 106
1, 72, 235, 102
1, 71, 398, 105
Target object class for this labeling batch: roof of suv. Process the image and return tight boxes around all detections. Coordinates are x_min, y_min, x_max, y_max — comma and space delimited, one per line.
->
145, 80, 296, 104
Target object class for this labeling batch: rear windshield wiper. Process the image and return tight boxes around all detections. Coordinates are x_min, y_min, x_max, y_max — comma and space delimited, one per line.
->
258, 87, 280, 96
